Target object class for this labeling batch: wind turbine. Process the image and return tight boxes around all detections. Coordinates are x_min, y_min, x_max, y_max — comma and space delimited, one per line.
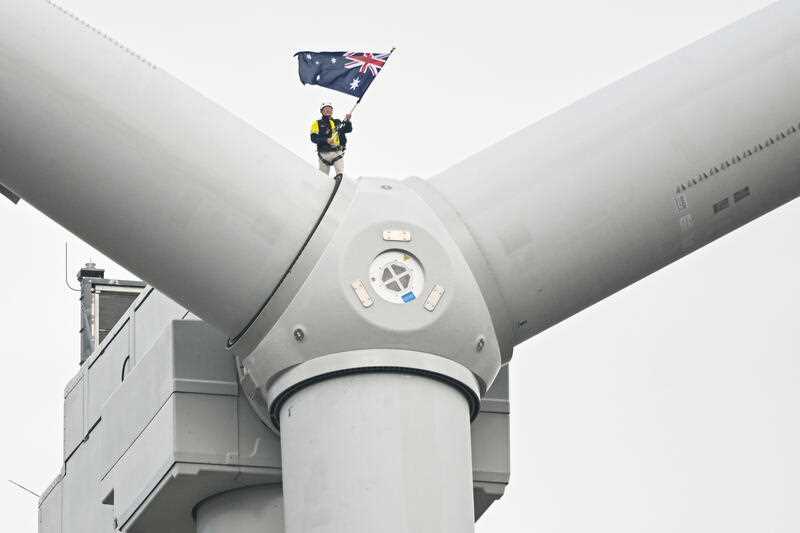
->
0, 1, 798, 532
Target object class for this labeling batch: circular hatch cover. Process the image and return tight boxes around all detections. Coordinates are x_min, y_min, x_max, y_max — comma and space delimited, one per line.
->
368, 250, 425, 304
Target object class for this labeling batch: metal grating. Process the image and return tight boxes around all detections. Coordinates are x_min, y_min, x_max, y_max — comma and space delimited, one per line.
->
97, 290, 140, 344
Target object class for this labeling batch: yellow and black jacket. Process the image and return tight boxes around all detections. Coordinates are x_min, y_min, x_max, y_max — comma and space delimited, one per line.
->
310, 117, 353, 153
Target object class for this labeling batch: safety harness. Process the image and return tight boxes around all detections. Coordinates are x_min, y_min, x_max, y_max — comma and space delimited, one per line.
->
318, 148, 345, 166
316, 117, 346, 166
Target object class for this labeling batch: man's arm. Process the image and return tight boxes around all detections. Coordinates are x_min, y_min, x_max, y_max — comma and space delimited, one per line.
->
340, 114, 353, 133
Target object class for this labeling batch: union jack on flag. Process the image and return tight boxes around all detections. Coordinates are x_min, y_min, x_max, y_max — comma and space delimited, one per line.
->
343, 52, 391, 76
295, 50, 393, 99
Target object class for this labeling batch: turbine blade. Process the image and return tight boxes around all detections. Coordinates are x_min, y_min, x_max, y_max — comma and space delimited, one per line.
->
0, 0, 336, 338
425, 0, 800, 349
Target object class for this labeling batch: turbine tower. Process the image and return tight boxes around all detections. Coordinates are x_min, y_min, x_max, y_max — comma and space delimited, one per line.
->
1, 1, 798, 532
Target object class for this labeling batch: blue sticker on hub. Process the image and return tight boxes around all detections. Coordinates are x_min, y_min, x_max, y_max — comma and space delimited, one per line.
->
402, 292, 416, 303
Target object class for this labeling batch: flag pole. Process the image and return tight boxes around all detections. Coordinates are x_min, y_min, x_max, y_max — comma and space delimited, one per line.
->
346, 47, 396, 120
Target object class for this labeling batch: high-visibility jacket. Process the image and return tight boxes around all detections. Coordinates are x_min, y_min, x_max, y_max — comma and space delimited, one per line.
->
310, 117, 353, 152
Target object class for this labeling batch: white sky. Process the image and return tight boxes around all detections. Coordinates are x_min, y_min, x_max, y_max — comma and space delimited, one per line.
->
1, 1, 798, 531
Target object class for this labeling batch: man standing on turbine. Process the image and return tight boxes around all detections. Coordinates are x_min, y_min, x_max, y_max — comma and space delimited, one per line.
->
296, 49, 395, 176
310, 102, 352, 177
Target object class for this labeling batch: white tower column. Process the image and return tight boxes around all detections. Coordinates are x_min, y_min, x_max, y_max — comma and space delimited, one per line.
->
277, 370, 476, 533
195, 485, 284, 533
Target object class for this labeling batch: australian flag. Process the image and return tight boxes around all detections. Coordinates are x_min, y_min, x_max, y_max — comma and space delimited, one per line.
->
295, 51, 392, 99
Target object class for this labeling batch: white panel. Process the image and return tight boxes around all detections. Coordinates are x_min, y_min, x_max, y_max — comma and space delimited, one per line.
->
38, 479, 62, 533
62, 435, 115, 533
87, 321, 130, 426
63, 376, 84, 460
100, 327, 175, 479
110, 396, 177, 525
133, 291, 184, 361
236, 393, 282, 468
173, 394, 237, 463
470, 412, 510, 484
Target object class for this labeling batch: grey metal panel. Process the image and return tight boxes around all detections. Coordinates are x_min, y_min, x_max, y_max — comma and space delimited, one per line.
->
87, 320, 130, 427
98, 317, 282, 530
428, 0, 800, 348
62, 434, 115, 533
171, 321, 237, 389
471, 364, 510, 520
472, 364, 510, 486
471, 412, 510, 485
38, 476, 62, 533
109, 393, 244, 529
109, 395, 178, 528
236, 393, 283, 467
0, 0, 336, 338
100, 324, 180, 479
133, 291, 185, 362
481, 364, 509, 413
100, 320, 239, 478
172, 394, 238, 463
473, 482, 506, 522
63, 375, 84, 460
0, 181, 20, 204
106, 386, 283, 532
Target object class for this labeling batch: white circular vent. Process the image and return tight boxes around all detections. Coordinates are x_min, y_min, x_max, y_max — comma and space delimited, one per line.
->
368, 250, 425, 304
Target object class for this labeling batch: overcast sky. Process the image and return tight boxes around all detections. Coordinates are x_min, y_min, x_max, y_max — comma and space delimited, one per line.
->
1, 1, 798, 531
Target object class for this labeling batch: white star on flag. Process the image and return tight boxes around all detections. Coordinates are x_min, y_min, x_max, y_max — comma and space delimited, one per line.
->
316, 75, 321, 81
330, 58, 337, 64
305, 53, 312, 59
349, 78, 361, 91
